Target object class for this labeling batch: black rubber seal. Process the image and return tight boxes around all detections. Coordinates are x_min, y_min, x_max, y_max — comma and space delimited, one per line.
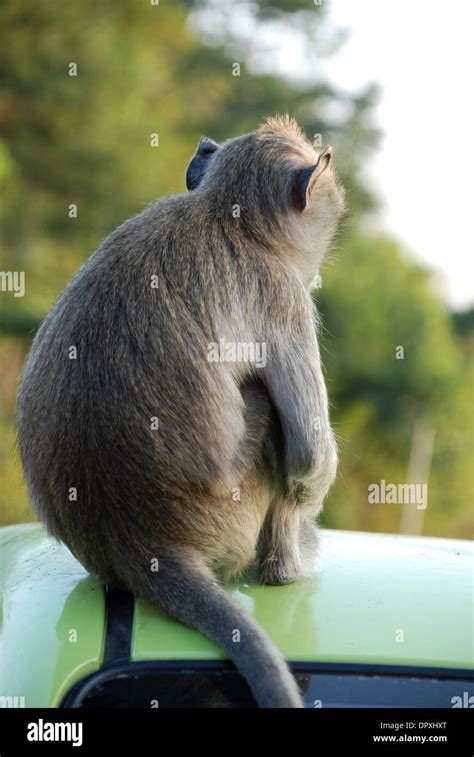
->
102, 586, 135, 665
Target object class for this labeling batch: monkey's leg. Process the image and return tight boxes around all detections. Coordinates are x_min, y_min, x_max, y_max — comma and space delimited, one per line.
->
257, 509, 320, 585
257, 482, 322, 586
257, 499, 301, 585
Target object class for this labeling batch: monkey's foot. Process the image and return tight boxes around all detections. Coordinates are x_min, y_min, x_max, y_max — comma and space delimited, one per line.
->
258, 518, 320, 585
258, 552, 302, 586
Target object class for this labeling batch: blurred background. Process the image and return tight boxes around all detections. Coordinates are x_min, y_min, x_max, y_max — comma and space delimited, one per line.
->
0, 0, 472, 537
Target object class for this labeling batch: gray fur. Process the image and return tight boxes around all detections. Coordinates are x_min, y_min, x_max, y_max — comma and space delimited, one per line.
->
16, 115, 345, 708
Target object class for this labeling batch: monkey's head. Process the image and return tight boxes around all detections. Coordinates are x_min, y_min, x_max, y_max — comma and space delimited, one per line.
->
185, 115, 346, 287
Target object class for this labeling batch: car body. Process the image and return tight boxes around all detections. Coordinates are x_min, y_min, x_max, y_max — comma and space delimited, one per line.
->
1, 523, 472, 708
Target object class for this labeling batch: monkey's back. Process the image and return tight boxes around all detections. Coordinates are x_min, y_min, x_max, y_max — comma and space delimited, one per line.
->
16, 195, 258, 579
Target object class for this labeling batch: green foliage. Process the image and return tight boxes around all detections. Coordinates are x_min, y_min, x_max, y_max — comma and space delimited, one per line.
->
319, 234, 459, 419
317, 233, 473, 537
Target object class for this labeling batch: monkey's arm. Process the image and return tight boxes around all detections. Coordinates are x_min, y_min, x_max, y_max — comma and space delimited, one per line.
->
261, 288, 337, 491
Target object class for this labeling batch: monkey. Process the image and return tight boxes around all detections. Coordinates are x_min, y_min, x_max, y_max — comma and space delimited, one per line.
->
16, 115, 345, 708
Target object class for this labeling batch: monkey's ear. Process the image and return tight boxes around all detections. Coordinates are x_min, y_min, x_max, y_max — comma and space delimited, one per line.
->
196, 137, 220, 156
292, 147, 332, 211
186, 137, 221, 190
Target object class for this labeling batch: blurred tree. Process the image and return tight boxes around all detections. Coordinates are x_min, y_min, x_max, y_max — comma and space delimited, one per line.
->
318, 233, 473, 537
0, 0, 378, 327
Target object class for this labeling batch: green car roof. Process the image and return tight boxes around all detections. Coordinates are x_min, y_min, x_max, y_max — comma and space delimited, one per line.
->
1, 523, 472, 707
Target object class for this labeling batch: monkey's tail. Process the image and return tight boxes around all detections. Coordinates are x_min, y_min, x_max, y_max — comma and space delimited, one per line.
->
129, 548, 303, 708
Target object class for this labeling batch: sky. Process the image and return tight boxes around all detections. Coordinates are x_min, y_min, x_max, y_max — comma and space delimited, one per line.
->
194, 0, 473, 309
324, 0, 473, 310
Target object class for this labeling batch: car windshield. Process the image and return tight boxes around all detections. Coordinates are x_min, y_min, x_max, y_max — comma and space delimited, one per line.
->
62, 664, 474, 709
